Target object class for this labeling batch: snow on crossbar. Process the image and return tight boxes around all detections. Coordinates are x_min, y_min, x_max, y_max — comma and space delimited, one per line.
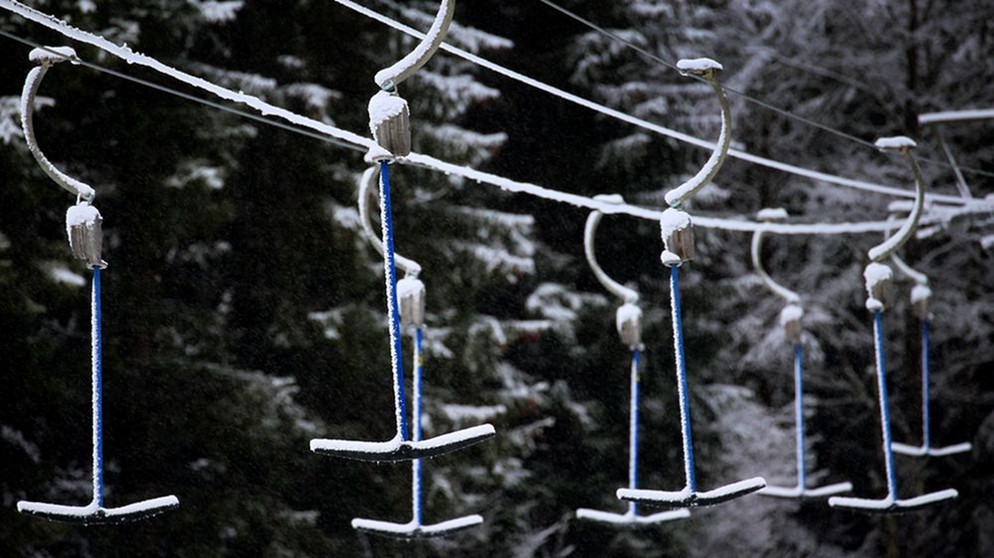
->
891, 441, 971, 457
576, 508, 689, 528
829, 489, 958, 514
310, 424, 495, 462
17, 495, 179, 525
759, 482, 852, 499
352, 514, 482, 539
617, 477, 767, 509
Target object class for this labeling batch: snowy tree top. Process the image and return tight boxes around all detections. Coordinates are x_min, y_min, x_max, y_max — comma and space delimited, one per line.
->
874, 136, 917, 151
28, 46, 77, 65
676, 57, 723, 73
755, 208, 789, 221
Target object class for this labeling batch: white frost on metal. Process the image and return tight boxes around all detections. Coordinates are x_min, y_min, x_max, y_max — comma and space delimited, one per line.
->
874, 136, 917, 150
373, 0, 454, 90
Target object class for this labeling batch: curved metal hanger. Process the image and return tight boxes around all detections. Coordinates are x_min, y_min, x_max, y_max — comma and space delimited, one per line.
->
373, 0, 455, 92
750, 208, 801, 306
829, 136, 958, 514
584, 194, 639, 304
867, 137, 926, 263
21, 46, 95, 202
16, 46, 179, 525
664, 58, 732, 209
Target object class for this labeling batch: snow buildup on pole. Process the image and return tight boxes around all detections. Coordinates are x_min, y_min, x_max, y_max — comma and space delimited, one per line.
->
676, 57, 724, 74
397, 276, 426, 328
779, 304, 804, 343
911, 283, 932, 320
28, 46, 78, 65
660, 207, 693, 267
66, 201, 106, 268
864, 262, 893, 312
616, 302, 642, 349
368, 90, 411, 158
874, 136, 917, 151
910, 284, 932, 305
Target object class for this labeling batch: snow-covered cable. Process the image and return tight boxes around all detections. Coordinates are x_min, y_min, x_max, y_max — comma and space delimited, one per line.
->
3, 5, 992, 234
535, 0, 994, 184
331, 0, 979, 206
0, 29, 366, 154
0, 1, 378, 151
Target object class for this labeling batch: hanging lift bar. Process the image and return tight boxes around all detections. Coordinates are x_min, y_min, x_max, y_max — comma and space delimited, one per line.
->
828, 137, 958, 514
343, 166, 486, 538
16, 46, 178, 525
618, 59, 767, 510
751, 209, 852, 499
881, 221, 971, 458
309, 0, 495, 464
575, 195, 691, 527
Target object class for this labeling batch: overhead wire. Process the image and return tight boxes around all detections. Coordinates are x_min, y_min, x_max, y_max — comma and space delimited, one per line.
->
335, 0, 982, 206
534, 0, 994, 183
1, 0, 990, 237
0, 29, 366, 154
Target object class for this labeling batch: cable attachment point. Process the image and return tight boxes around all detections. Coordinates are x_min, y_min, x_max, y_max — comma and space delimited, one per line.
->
368, 91, 411, 161
616, 302, 643, 350
66, 201, 107, 269
660, 208, 694, 267
675, 57, 723, 80
398, 276, 426, 328
910, 283, 932, 321
864, 262, 893, 312
779, 304, 804, 345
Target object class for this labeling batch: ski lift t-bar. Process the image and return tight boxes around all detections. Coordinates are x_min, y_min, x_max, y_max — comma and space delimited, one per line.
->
619, 59, 767, 509
751, 210, 853, 500
829, 137, 958, 514
16, 47, 179, 525
310, 0, 493, 468
878, 219, 971, 458
576, 195, 690, 526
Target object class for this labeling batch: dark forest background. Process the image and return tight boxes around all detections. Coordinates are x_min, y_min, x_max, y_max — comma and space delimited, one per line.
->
1, 1, 993, 556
